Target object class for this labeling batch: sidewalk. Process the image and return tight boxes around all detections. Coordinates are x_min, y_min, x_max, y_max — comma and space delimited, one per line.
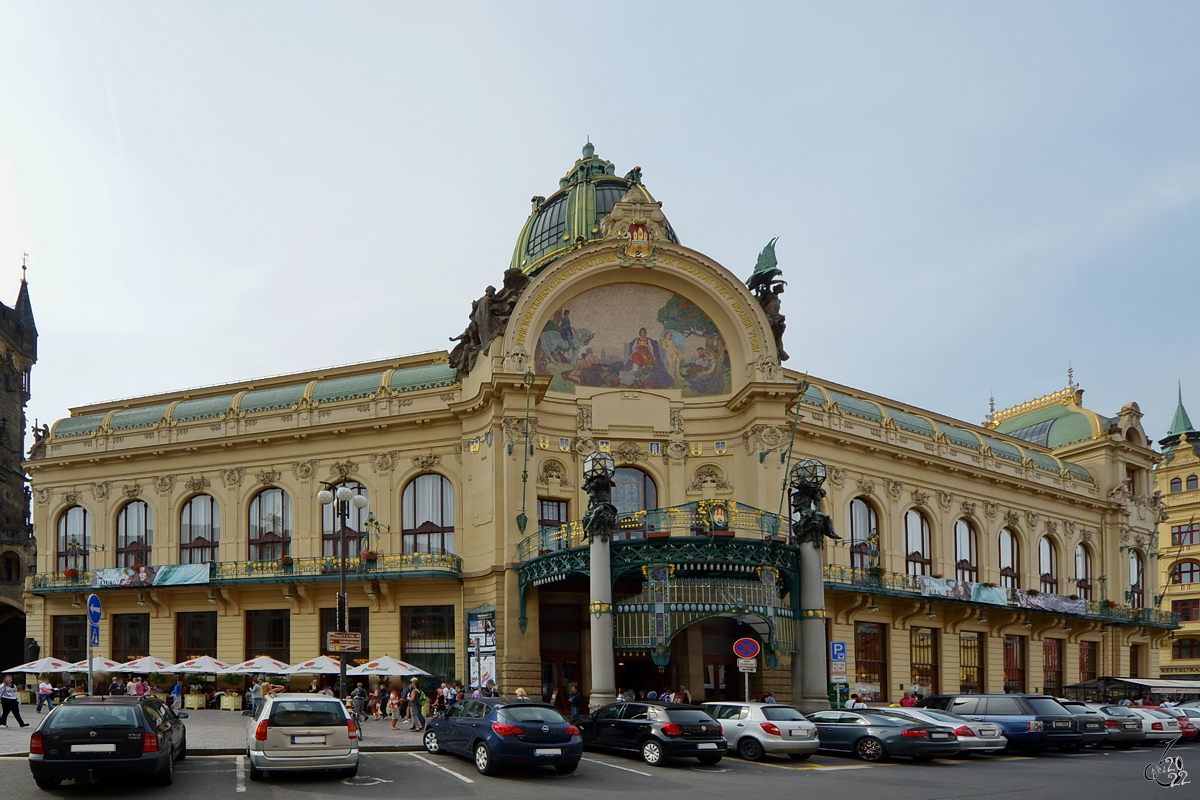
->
0, 704, 424, 757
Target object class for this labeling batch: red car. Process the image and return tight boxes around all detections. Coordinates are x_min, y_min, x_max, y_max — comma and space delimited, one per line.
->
1154, 707, 1200, 741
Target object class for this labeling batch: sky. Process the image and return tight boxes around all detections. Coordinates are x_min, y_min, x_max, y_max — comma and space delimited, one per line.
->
1, 1, 1198, 452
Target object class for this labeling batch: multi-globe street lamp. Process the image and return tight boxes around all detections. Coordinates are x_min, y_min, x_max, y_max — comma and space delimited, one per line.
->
317, 482, 369, 698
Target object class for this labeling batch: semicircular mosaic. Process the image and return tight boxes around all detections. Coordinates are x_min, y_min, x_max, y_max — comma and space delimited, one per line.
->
535, 283, 730, 396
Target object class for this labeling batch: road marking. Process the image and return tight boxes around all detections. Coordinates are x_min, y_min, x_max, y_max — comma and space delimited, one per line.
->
581, 757, 653, 776
235, 755, 246, 793
342, 776, 393, 786
408, 752, 475, 783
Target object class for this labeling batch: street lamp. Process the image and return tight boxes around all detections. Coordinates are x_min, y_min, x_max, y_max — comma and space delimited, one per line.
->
318, 482, 369, 699
582, 449, 618, 711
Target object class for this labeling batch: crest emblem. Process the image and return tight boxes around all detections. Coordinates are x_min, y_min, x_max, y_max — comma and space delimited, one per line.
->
469, 439, 481, 454
707, 500, 729, 531
625, 222, 652, 260
598, 440, 611, 453
559, 437, 571, 452
714, 441, 727, 455
690, 442, 703, 456
649, 442, 661, 456
538, 435, 550, 451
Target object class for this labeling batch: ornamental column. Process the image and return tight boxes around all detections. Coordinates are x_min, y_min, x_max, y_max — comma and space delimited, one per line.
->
788, 459, 839, 714
582, 451, 618, 711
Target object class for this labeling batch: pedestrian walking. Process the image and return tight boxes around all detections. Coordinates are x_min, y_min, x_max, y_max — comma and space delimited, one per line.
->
36, 677, 54, 713
847, 694, 868, 709
408, 681, 426, 730
351, 682, 367, 722
388, 689, 401, 730
248, 679, 263, 717
0, 675, 29, 728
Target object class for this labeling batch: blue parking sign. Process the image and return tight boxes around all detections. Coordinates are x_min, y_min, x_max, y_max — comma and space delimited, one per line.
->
830, 641, 847, 661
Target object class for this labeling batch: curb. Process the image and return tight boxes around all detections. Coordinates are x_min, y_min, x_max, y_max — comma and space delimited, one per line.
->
1, 744, 425, 758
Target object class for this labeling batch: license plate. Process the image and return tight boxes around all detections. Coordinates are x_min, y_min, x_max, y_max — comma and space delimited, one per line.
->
980, 728, 998, 737
788, 729, 810, 738
1124, 723, 1140, 730
71, 744, 116, 753
533, 748, 562, 756
697, 743, 719, 750
1053, 721, 1069, 728
930, 733, 951, 739
291, 736, 325, 745
1086, 724, 1101, 730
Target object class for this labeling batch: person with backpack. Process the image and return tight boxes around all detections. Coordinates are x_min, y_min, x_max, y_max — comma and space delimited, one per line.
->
408, 680, 426, 731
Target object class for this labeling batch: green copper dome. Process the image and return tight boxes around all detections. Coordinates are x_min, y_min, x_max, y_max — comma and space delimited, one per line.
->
510, 143, 678, 275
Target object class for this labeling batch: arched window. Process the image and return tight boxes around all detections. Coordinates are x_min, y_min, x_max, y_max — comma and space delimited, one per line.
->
1173, 478, 1184, 493
323, 481, 369, 558
612, 468, 657, 540
1172, 561, 1200, 585
1, 551, 21, 582
998, 528, 1020, 589
248, 488, 291, 562
955, 519, 977, 582
402, 474, 455, 554
848, 498, 878, 570
116, 500, 153, 567
180, 495, 220, 564
1189, 475, 1199, 491
1129, 550, 1145, 607
1039, 537, 1058, 594
57, 506, 90, 573
904, 509, 931, 576
1075, 544, 1093, 600
1174, 638, 1200, 660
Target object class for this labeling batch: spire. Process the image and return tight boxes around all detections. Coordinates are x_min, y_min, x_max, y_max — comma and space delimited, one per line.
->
15, 259, 35, 332
1169, 382, 1195, 437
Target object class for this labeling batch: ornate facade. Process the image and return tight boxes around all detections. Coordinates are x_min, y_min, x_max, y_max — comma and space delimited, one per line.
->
23, 146, 1170, 703
1155, 389, 1200, 679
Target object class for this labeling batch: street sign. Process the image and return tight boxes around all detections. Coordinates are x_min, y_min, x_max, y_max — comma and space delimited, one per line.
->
326, 631, 362, 653
737, 658, 757, 673
733, 638, 761, 659
830, 641, 846, 661
87, 594, 102, 625
830, 660, 847, 680
89, 625, 100, 647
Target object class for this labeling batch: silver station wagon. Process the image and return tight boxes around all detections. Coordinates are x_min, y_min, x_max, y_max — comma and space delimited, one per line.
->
246, 694, 360, 780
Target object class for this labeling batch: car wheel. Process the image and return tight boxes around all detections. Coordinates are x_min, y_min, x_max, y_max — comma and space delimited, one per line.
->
342, 765, 358, 779
554, 762, 578, 774
423, 730, 441, 754
34, 776, 61, 790
154, 752, 174, 785
249, 762, 264, 781
855, 737, 887, 762
787, 753, 811, 761
697, 755, 723, 765
474, 742, 499, 776
737, 737, 765, 761
641, 738, 666, 766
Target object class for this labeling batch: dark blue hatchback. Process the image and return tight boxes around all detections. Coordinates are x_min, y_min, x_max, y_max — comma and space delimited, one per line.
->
423, 698, 582, 776
918, 695, 1082, 752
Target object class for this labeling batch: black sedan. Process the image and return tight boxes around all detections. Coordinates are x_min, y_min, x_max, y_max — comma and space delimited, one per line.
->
807, 709, 960, 762
28, 695, 188, 789
578, 702, 726, 766
423, 698, 582, 775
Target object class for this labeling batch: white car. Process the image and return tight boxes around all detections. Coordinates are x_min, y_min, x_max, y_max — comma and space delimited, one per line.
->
701, 702, 819, 761
883, 707, 1008, 753
1124, 707, 1181, 744
246, 694, 360, 780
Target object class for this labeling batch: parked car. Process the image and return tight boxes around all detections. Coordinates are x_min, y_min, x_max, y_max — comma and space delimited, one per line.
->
423, 697, 582, 775
806, 709, 960, 762
1113, 707, 1181, 745
1053, 701, 1110, 749
701, 701, 819, 761
578, 702, 725, 766
918, 694, 1081, 753
1154, 707, 1200, 741
28, 695, 187, 790
883, 706, 1008, 754
1070, 703, 1147, 749
247, 694, 360, 781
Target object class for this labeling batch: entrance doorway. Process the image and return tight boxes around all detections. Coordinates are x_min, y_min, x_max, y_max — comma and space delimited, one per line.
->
539, 604, 582, 711
701, 617, 760, 701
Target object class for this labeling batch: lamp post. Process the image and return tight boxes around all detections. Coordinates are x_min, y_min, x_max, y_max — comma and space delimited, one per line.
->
582, 450, 618, 711
318, 482, 369, 699
788, 458, 839, 713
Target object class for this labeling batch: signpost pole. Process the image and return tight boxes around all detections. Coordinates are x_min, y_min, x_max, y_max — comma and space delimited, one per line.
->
87, 630, 93, 696
85, 594, 102, 697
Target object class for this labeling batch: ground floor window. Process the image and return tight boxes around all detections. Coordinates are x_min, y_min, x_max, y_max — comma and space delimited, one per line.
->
1042, 638, 1063, 695
53, 615, 86, 663
245, 609, 290, 664
175, 611, 218, 664
1004, 634, 1027, 693
319, 607, 369, 663
403, 605, 455, 684
1079, 640, 1097, 682
959, 632, 985, 694
1130, 643, 1143, 678
854, 621, 886, 702
112, 613, 150, 665
910, 626, 938, 698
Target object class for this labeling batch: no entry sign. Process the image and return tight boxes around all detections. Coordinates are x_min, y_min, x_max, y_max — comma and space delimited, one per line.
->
733, 638, 760, 659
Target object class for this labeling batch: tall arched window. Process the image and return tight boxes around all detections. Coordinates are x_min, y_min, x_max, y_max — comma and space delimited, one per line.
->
955, 519, 977, 582
56, 506, 90, 572
848, 498, 878, 570
613, 468, 657, 540
1075, 544, 1093, 600
1129, 550, 1145, 607
180, 495, 220, 564
116, 500, 153, 567
402, 474, 455, 554
249, 488, 292, 562
998, 528, 1020, 589
1172, 477, 1184, 493
904, 509, 931, 576
1190, 475, 1199, 491
323, 481, 369, 558
1039, 537, 1058, 594
1172, 561, 1200, 585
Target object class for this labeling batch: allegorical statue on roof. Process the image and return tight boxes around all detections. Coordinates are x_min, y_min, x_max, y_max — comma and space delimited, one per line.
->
449, 267, 532, 376
745, 238, 789, 361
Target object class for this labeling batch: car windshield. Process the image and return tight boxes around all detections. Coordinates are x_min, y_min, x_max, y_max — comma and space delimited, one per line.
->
762, 707, 807, 722
665, 710, 716, 723
269, 701, 345, 726
501, 706, 567, 724
45, 704, 140, 732
865, 711, 913, 724
1024, 698, 1070, 715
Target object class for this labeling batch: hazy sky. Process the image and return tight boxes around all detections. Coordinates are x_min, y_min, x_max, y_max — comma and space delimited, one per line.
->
2, 1, 1198, 451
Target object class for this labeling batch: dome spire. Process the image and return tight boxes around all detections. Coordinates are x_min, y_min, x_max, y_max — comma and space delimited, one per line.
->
1168, 381, 1195, 437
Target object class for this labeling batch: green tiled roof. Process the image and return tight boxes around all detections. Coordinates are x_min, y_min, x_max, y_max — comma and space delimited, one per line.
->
390, 363, 457, 393
828, 391, 882, 423
1027, 451, 1061, 473
313, 373, 385, 404
109, 404, 169, 431
994, 403, 1095, 448
886, 408, 934, 437
800, 384, 827, 407
1063, 461, 1095, 483
55, 413, 107, 438
240, 384, 307, 414
173, 395, 235, 423
1169, 383, 1195, 437
942, 426, 981, 450
984, 436, 1023, 463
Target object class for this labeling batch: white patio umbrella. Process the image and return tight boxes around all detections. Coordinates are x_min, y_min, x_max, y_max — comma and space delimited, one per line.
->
170, 656, 230, 674
223, 656, 291, 674
347, 656, 432, 677
283, 656, 344, 674
116, 656, 175, 673
3, 656, 73, 673
71, 657, 124, 672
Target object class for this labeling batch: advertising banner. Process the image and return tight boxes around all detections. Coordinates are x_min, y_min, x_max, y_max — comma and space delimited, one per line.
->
466, 605, 497, 690
91, 563, 210, 589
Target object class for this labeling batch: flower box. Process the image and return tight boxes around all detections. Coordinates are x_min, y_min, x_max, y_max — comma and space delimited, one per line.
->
62, 568, 80, 580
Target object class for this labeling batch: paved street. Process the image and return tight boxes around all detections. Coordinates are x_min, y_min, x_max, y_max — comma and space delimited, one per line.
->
0, 744, 1180, 799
